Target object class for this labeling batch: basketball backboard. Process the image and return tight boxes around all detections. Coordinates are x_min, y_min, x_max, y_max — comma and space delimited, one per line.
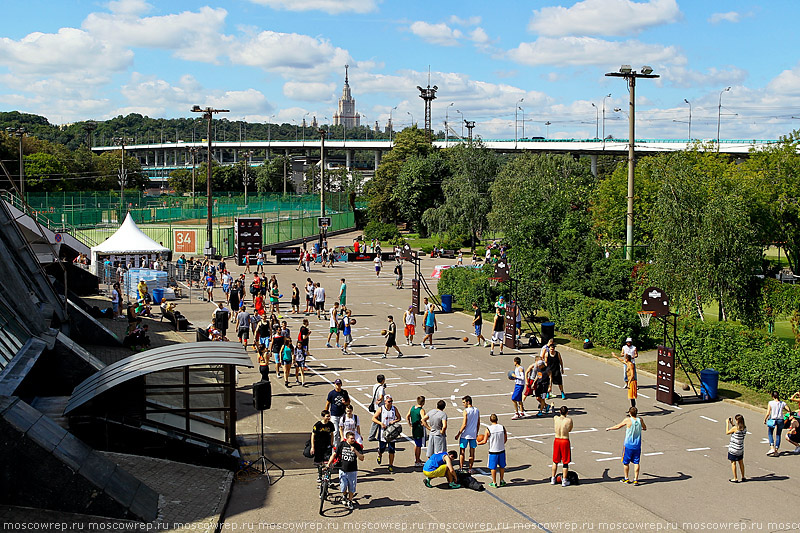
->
641, 286, 669, 317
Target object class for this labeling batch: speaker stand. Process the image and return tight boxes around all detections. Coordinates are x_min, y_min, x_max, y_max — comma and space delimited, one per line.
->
253, 409, 285, 485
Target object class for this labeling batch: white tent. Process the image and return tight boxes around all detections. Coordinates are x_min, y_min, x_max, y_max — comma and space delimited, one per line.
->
90, 213, 170, 275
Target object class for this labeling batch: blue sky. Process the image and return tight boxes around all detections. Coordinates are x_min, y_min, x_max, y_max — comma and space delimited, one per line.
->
1, 0, 799, 140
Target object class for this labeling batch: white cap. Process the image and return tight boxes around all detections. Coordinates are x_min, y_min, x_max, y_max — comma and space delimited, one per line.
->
625, 337, 633, 343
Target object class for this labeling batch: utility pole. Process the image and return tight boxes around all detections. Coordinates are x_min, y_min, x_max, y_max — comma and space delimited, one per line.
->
6, 127, 26, 199
191, 105, 230, 258
188, 146, 199, 209
242, 150, 254, 206
605, 65, 659, 261
319, 129, 326, 217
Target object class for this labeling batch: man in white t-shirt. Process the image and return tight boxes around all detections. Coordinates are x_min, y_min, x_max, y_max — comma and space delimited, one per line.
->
480, 414, 507, 487
313, 282, 326, 320
454, 395, 480, 473
374, 255, 382, 277
621, 337, 638, 388
326, 301, 341, 348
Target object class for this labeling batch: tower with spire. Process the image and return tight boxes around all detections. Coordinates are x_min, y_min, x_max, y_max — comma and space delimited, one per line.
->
333, 65, 360, 128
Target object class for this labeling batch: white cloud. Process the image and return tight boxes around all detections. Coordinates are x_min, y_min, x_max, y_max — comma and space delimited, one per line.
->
507, 36, 683, 67
0, 28, 132, 75
469, 28, 490, 45
283, 81, 336, 102
766, 64, 800, 99
227, 31, 350, 79
662, 66, 748, 89
82, 6, 229, 63
409, 21, 463, 47
708, 12, 740, 24
107, 0, 152, 16
449, 15, 481, 26
529, 0, 681, 37
246, 0, 379, 15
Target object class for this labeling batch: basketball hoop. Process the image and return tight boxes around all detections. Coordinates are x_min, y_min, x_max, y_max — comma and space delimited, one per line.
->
638, 310, 654, 327
489, 277, 502, 288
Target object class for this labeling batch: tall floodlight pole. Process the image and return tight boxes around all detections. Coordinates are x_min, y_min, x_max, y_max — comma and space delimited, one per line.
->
242, 150, 254, 206
319, 129, 326, 217
684, 98, 692, 140
717, 87, 731, 152
602, 93, 611, 142
191, 105, 229, 258
417, 83, 438, 142
591, 103, 599, 139
455, 109, 464, 138
113, 136, 133, 217
605, 65, 659, 261
6, 127, 25, 199
188, 146, 199, 209
465, 120, 475, 144
389, 106, 397, 142
514, 98, 524, 146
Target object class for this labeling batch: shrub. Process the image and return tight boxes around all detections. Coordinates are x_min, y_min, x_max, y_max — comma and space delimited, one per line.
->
436, 233, 469, 250
438, 264, 501, 312
364, 220, 400, 241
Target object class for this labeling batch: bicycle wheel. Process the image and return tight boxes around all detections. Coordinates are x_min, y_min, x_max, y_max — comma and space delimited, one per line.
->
319, 479, 328, 515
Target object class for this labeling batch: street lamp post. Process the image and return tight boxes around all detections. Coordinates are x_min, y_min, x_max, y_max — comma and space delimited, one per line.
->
188, 146, 199, 209
407, 111, 414, 127
717, 87, 731, 151
445, 102, 454, 147
242, 150, 254, 206
191, 105, 229, 258
684, 98, 692, 140
605, 65, 659, 261
591, 103, 599, 139
519, 105, 525, 138
545, 121, 552, 139
514, 98, 524, 145
455, 109, 464, 138
6, 127, 25, 198
602, 93, 611, 141
389, 106, 398, 142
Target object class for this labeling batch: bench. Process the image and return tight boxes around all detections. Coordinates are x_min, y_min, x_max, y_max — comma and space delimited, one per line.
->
160, 304, 190, 331
440, 249, 457, 259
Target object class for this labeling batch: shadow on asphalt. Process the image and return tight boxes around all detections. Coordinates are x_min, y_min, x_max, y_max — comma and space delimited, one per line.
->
639, 405, 682, 417
562, 392, 599, 400
740, 473, 790, 482
364, 496, 421, 508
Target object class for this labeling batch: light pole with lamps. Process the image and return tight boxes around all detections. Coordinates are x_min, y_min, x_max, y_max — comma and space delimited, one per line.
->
5, 127, 25, 198
602, 93, 611, 141
407, 111, 414, 127
717, 87, 731, 151
191, 105, 229, 258
188, 146, 199, 209
545, 121, 551, 139
590, 103, 599, 139
519, 105, 525, 138
445, 102, 454, 147
242, 150, 254, 206
605, 65, 659, 261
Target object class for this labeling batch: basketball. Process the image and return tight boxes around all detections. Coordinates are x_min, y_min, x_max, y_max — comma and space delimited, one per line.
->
681, 383, 690, 391
476, 434, 487, 445
507, 370, 515, 380
350, 318, 357, 325
462, 336, 469, 343
381, 329, 387, 336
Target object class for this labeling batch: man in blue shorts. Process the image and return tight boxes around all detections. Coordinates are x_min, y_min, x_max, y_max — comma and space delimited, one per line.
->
454, 395, 480, 473
606, 406, 647, 485
422, 450, 460, 489
327, 431, 364, 510
511, 357, 527, 419
480, 414, 507, 487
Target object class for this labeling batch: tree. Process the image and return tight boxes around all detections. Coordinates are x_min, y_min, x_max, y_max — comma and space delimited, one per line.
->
394, 152, 449, 234
23, 153, 71, 191
168, 168, 192, 193
364, 126, 431, 222
255, 155, 292, 193
423, 142, 498, 246
489, 153, 597, 307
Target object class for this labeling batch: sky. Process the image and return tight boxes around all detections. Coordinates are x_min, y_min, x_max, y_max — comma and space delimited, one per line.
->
1, 0, 800, 141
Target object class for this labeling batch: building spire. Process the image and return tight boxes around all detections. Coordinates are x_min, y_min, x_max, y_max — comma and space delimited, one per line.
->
345, 64, 349, 86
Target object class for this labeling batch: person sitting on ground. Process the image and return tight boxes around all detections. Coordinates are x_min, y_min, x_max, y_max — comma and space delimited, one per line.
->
422, 450, 460, 489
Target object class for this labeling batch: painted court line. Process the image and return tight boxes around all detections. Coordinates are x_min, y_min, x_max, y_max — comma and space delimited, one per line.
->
596, 456, 622, 462
639, 393, 650, 398
591, 450, 613, 455
687, 447, 711, 452
604, 381, 622, 389
643, 452, 664, 457
700, 416, 718, 423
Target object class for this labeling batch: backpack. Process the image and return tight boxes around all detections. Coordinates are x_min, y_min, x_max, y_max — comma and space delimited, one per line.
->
338, 317, 346, 331
456, 471, 485, 491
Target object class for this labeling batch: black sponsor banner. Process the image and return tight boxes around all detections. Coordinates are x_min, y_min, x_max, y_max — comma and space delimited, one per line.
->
504, 302, 517, 350
411, 279, 420, 315
272, 247, 301, 264
237, 217, 263, 266
346, 252, 396, 262
656, 345, 675, 405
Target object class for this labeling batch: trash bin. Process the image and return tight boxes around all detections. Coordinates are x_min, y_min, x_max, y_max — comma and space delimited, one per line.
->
440, 294, 453, 313
700, 368, 719, 401
152, 287, 165, 305
541, 322, 555, 344
314, 242, 320, 254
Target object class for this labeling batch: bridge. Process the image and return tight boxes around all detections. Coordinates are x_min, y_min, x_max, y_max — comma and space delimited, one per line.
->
92, 137, 779, 181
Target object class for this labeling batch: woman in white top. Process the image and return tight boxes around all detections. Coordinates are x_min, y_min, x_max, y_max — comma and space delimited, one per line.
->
340, 404, 362, 445
764, 391, 789, 456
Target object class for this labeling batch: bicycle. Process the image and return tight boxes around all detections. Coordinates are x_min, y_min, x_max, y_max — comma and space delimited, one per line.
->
318, 465, 331, 515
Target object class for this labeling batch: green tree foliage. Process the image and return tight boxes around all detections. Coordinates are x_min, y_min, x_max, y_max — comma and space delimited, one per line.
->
255, 155, 293, 193
489, 153, 598, 307
393, 152, 449, 235
23, 153, 71, 191
646, 151, 762, 324
364, 126, 432, 222
423, 142, 499, 246
168, 168, 192, 193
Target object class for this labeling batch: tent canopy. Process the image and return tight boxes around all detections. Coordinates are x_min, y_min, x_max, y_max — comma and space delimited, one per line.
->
91, 213, 170, 255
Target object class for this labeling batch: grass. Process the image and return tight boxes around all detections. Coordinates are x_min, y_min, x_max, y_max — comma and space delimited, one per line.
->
638, 361, 773, 409
695, 301, 796, 347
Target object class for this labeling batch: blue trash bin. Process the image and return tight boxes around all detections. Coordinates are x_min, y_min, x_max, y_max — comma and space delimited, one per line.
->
700, 368, 719, 401
440, 294, 453, 313
541, 322, 555, 344
152, 287, 165, 305
314, 242, 320, 254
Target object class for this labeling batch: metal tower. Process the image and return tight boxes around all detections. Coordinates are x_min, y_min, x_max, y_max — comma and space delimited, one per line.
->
465, 120, 475, 144
417, 83, 438, 142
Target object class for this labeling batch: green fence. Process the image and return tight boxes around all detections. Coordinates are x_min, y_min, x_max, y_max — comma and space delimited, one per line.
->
22, 192, 352, 229
75, 211, 355, 258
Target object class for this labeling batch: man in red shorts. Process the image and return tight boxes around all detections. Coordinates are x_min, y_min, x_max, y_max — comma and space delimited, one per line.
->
551, 405, 573, 486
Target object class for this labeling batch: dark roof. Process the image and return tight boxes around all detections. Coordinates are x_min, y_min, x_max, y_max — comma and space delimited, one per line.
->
65, 342, 253, 415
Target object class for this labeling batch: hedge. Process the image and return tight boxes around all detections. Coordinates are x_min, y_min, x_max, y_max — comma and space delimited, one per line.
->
677, 319, 800, 397
438, 264, 501, 313
542, 290, 650, 348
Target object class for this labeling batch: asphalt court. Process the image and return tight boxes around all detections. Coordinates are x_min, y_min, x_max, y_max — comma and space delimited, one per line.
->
222, 240, 800, 531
